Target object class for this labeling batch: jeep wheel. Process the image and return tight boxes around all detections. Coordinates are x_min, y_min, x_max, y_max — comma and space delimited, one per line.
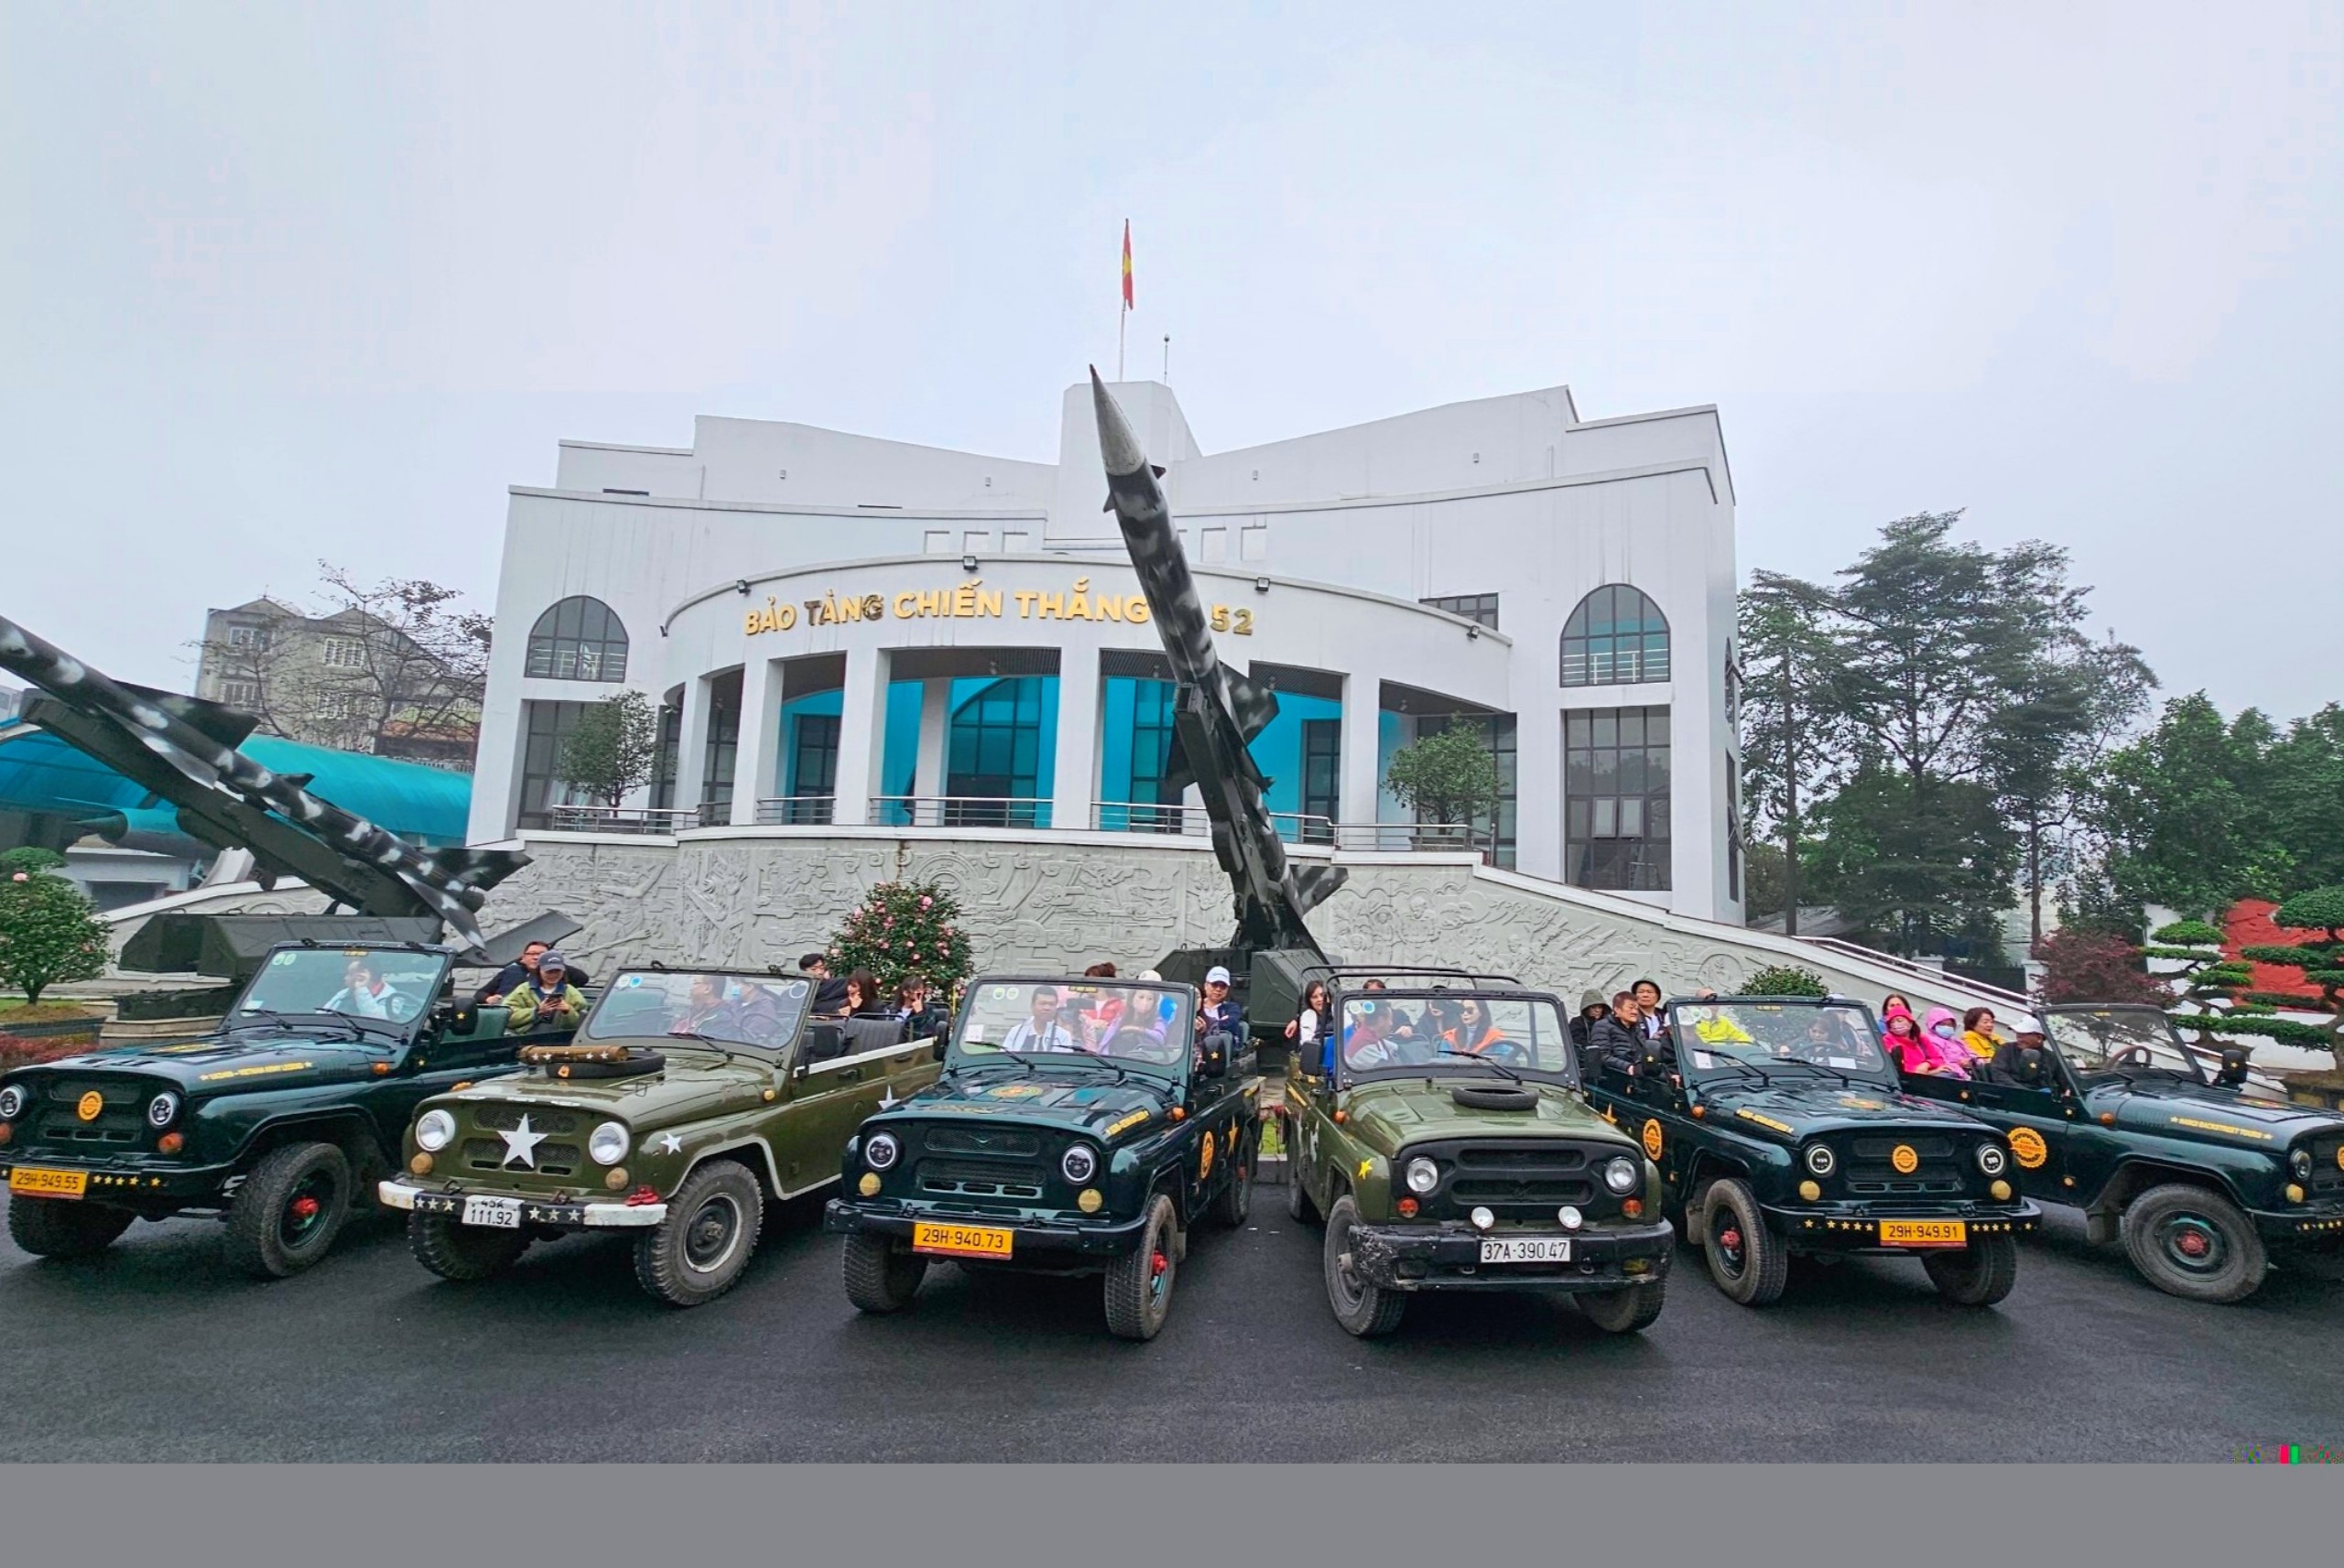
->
841, 1231, 928, 1313
1103, 1194, 1180, 1341
635, 1160, 764, 1308
1286, 1148, 1319, 1224
2121, 1183, 2267, 1303
1210, 1126, 1253, 1227
6, 1195, 134, 1260
1576, 1276, 1667, 1334
1323, 1194, 1406, 1337
408, 1213, 531, 1281
223, 1141, 352, 1279
1699, 1178, 1787, 1306
1922, 1232, 2019, 1307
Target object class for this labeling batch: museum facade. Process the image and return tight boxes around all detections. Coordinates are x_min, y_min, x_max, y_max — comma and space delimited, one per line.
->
471, 376, 1744, 922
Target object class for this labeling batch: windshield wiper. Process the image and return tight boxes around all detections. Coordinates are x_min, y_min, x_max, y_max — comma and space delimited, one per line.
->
1438, 1048, 1522, 1083
1696, 1055, 1772, 1087
225, 1010, 301, 1035
1769, 1058, 1859, 1087
961, 1052, 1037, 1077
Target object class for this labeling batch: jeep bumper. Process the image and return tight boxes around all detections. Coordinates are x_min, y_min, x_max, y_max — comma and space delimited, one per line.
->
1346, 1217, 1677, 1292
2253, 1200, 2344, 1244
1769, 1197, 2042, 1251
824, 1199, 1152, 1264
376, 1179, 667, 1227
0, 1157, 235, 1211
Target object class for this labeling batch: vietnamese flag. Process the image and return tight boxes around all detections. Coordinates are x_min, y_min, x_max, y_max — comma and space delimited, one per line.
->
1121, 220, 1134, 309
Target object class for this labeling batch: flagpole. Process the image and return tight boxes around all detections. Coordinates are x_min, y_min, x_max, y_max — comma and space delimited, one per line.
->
1118, 304, 1125, 382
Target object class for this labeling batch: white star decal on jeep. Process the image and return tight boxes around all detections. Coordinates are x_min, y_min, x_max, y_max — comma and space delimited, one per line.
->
497, 1114, 548, 1169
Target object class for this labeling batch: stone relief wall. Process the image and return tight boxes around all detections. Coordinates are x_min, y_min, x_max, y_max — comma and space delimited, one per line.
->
471, 833, 1997, 1018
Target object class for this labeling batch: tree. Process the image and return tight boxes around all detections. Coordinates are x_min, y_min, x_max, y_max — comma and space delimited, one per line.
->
1810, 768, 2017, 959
0, 871, 110, 1005
2091, 694, 2278, 915
1384, 726, 1503, 850
0, 847, 67, 877
2033, 928, 2171, 1007
1737, 570, 1850, 935
827, 881, 974, 996
1742, 964, 1827, 997
557, 689, 659, 808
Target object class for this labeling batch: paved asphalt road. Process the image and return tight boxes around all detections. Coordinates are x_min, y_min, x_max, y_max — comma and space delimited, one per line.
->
4, 1183, 2338, 1463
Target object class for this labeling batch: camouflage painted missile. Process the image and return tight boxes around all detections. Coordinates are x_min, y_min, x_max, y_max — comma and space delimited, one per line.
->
0, 611, 521, 951
1091, 369, 1344, 952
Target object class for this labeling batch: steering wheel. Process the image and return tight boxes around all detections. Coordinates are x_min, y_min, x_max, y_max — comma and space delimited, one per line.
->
385, 992, 420, 1022
1477, 1039, 1533, 1067
1109, 1027, 1182, 1065
2109, 1044, 2154, 1068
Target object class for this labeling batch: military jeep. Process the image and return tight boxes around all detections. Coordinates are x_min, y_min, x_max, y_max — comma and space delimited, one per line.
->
1284, 968, 1673, 1337
1586, 996, 2041, 1308
1, 940, 541, 1277
378, 967, 942, 1307
1898, 1003, 2344, 1303
825, 974, 1259, 1341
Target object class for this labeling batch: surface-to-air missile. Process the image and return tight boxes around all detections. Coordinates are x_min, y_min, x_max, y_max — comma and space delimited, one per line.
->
1091, 370, 1344, 1026
0, 611, 522, 951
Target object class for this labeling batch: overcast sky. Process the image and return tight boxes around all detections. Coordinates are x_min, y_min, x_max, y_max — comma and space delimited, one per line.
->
4, 3, 2338, 719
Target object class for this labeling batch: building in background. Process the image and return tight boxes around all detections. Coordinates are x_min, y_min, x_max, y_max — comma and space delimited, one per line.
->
195, 595, 482, 768
472, 376, 1742, 921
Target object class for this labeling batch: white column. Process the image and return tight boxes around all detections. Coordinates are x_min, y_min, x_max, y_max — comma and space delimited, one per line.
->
727, 655, 781, 827
1049, 652, 1101, 833
1339, 672, 1383, 831
915, 678, 950, 806
1515, 704, 1563, 881
675, 674, 715, 823
830, 650, 887, 827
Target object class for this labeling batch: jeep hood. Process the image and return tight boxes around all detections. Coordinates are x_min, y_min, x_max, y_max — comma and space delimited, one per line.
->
880, 1066, 1178, 1138
1694, 1079, 1985, 1139
1343, 1077, 1631, 1152
434, 1054, 770, 1122
2090, 1081, 2344, 1148
14, 1036, 395, 1095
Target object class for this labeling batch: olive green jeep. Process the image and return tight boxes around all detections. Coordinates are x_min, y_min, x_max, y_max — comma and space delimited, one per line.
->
1284, 968, 1674, 1338
378, 966, 941, 1306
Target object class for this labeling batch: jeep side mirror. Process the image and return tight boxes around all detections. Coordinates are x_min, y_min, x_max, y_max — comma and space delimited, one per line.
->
2216, 1047, 2251, 1088
1199, 1033, 1231, 1079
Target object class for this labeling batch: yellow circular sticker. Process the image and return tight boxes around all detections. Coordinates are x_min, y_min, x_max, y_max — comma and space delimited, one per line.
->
1641, 1119, 1664, 1160
1890, 1143, 1919, 1174
2008, 1128, 2049, 1170
76, 1090, 103, 1122
1198, 1133, 1215, 1180
2336, 1144, 2343, 1173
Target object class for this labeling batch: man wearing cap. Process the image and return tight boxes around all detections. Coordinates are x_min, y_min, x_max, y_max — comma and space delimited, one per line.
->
506, 951, 587, 1033
1197, 966, 1243, 1044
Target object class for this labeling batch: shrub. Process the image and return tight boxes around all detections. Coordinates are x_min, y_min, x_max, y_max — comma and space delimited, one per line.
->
2035, 928, 2172, 1007
2169, 1012, 2337, 1048
2273, 886, 2344, 942
0, 871, 109, 1005
2151, 919, 2225, 946
826, 880, 974, 998
0, 847, 67, 877
1742, 964, 1828, 998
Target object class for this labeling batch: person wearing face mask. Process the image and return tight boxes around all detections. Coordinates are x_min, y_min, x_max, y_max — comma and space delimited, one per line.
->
1918, 1006, 1976, 1078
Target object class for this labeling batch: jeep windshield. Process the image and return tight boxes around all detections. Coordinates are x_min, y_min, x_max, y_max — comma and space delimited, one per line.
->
2041, 1007, 2208, 1086
1334, 990, 1579, 1085
1667, 999, 1895, 1087
949, 979, 1194, 1080
580, 970, 811, 1054
231, 946, 447, 1041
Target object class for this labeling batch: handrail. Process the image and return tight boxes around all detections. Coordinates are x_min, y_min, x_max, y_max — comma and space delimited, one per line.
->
1792, 935, 2034, 1009
869, 795, 1055, 830
754, 795, 836, 826
546, 805, 700, 835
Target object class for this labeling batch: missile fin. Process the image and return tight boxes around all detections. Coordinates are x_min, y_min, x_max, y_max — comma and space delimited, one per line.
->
1223, 672, 1279, 745
120, 682, 259, 749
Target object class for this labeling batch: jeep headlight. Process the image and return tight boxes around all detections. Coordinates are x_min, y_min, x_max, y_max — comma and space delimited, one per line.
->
1977, 1142, 2008, 1176
2290, 1147, 2315, 1182
146, 1091, 180, 1129
1061, 1143, 1099, 1184
1405, 1156, 1439, 1195
1602, 1156, 1640, 1195
0, 1084, 27, 1119
415, 1108, 456, 1152
1804, 1143, 1836, 1177
588, 1121, 629, 1166
865, 1131, 900, 1171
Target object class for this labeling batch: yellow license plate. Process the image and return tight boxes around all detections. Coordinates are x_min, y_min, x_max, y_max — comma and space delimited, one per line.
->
8, 1167, 89, 1199
911, 1221, 1014, 1260
1879, 1218, 1967, 1248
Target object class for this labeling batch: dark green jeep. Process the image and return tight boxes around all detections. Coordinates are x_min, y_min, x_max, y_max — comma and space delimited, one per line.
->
1898, 1003, 2344, 1303
379, 966, 943, 1306
1586, 995, 2041, 1308
0, 941, 539, 1276
825, 974, 1258, 1341
1284, 969, 1675, 1338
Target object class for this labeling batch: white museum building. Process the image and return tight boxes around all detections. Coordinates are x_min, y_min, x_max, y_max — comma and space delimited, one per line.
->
470, 376, 1745, 923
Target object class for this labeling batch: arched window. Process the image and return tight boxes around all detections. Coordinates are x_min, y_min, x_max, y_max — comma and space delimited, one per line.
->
525, 597, 629, 681
1559, 585, 1668, 687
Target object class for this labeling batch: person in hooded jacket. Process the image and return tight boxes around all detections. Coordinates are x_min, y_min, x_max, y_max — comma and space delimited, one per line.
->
1914, 1006, 1976, 1078
1569, 989, 1611, 1052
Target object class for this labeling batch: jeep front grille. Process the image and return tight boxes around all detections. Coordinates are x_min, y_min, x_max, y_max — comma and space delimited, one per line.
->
471, 1106, 581, 1134
461, 1138, 584, 1178
1843, 1134, 1964, 1195
28, 1077, 155, 1150
921, 1128, 1040, 1158
1410, 1140, 1604, 1221
2307, 1138, 2344, 1195
917, 1159, 1047, 1201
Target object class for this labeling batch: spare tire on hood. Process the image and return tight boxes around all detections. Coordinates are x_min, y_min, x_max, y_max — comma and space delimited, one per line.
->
1450, 1081, 1539, 1111
519, 1043, 667, 1080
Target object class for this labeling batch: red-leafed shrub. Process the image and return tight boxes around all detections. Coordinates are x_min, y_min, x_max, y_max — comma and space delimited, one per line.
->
2034, 929, 2172, 1007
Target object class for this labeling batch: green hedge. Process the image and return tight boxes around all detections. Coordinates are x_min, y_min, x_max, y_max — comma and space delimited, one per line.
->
2240, 945, 2333, 967
2151, 920, 2226, 946
2170, 1012, 2338, 1047
2142, 945, 2220, 962
1742, 964, 1829, 998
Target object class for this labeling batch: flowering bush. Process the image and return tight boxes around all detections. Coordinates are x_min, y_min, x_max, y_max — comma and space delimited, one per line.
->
825, 880, 973, 997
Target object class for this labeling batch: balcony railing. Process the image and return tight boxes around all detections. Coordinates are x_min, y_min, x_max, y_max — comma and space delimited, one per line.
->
545, 806, 703, 835
755, 795, 837, 826
870, 795, 1054, 829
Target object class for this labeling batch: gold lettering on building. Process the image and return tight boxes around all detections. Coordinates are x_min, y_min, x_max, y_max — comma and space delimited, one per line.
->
743, 577, 1225, 635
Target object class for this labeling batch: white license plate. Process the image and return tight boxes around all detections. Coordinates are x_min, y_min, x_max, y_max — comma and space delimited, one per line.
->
462, 1195, 523, 1229
1480, 1236, 1571, 1263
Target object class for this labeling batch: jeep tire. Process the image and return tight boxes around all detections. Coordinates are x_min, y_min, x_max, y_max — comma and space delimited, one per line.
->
1209, 1124, 1253, 1227
1103, 1194, 1180, 1341
2121, 1183, 2268, 1303
6, 1195, 134, 1260
1286, 1141, 1319, 1225
223, 1141, 352, 1279
1699, 1177, 1788, 1306
1922, 1231, 2019, 1306
841, 1231, 928, 1314
1576, 1275, 1667, 1334
409, 1213, 531, 1281
1323, 1194, 1407, 1337
635, 1159, 765, 1308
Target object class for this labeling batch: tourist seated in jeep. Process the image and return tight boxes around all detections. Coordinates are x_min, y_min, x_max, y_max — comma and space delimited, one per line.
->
505, 952, 586, 1033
